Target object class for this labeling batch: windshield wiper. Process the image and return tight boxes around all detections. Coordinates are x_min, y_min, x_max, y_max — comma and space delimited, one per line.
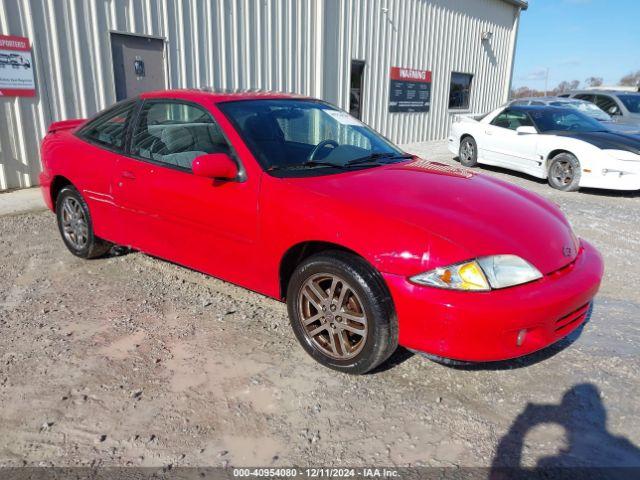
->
267, 160, 347, 172
346, 152, 414, 166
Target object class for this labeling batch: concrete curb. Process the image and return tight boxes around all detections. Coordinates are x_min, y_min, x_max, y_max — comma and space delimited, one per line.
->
0, 187, 47, 217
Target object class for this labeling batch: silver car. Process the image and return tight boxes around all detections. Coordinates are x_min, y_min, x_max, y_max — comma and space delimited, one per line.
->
509, 96, 640, 135
559, 90, 640, 131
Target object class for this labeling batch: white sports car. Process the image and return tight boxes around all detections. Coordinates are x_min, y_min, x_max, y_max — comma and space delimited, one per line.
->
448, 105, 640, 191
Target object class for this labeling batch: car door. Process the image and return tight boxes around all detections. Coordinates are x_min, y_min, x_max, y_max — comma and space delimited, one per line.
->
483, 109, 541, 172
114, 99, 261, 288
73, 100, 138, 245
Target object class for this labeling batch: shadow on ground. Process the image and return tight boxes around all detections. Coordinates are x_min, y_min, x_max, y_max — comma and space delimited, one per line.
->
489, 383, 640, 479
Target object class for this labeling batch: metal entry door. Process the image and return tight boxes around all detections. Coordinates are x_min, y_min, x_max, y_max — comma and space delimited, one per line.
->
111, 33, 166, 101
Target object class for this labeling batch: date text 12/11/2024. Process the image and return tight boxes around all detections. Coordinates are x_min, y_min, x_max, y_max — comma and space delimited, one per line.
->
232, 468, 400, 477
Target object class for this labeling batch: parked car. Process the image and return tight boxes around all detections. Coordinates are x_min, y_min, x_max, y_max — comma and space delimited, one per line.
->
40, 90, 603, 374
449, 104, 640, 192
559, 90, 640, 128
509, 96, 640, 135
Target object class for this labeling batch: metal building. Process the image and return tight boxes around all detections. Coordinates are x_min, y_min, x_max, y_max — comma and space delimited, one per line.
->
0, 0, 527, 191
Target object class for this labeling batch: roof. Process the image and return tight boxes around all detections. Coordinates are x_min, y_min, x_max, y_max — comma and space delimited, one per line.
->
566, 90, 640, 96
502, 0, 528, 10
140, 88, 304, 102
512, 96, 576, 102
509, 105, 573, 112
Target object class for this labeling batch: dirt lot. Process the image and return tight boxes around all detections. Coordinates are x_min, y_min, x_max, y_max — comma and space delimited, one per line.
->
0, 142, 639, 470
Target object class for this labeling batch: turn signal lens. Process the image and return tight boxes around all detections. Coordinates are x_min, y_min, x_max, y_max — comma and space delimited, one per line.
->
410, 260, 490, 291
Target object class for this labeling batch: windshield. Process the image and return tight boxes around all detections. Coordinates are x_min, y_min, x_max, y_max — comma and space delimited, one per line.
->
617, 94, 640, 113
550, 100, 611, 121
529, 108, 609, 133
218, 99, 406, 175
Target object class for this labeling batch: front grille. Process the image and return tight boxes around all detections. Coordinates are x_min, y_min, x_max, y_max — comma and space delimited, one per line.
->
554, 302, 590, 333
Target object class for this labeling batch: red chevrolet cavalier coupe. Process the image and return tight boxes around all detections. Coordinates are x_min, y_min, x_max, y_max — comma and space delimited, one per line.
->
40, 90, 604, 374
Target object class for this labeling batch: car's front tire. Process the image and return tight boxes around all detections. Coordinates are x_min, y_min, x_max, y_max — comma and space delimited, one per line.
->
459, 136, 478, 167
56, 185, 112, 259
286, 251, 398, 374
548, 153, 581, 192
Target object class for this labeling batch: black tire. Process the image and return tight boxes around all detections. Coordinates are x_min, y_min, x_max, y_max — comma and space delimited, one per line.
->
55, 185, 112, 259
459, 136, 478, 167
548, 153, 581, 192
286, 251, 398, 375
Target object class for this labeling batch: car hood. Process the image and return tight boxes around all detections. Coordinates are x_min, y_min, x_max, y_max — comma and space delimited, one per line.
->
286, 160, 578, 275
602, 122, 640, 135
553, 130, 640, 155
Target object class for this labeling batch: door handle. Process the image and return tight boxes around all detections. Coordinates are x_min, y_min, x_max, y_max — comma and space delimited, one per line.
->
121, 171, 136, 180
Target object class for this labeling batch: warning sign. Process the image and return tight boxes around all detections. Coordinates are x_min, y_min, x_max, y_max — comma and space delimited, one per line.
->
389, 67, 431, 113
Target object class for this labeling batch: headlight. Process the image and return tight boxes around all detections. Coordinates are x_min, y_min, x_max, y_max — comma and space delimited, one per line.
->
477, 255, 542, 289
410, 255, 542, 291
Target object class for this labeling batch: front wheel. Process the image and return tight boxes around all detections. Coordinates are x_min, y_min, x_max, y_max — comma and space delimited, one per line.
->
56, 186, 113, 258
459, 136, 478, 167
286, 251, 398, 374
548, 153, 581, 192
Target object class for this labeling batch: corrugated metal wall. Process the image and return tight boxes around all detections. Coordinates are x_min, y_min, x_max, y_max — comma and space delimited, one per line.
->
340, 0, 519, 144
0, 0, 521, 191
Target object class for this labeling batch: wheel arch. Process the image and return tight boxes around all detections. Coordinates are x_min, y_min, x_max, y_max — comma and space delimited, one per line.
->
279, 241, 367, 300
50, 175, 74, 211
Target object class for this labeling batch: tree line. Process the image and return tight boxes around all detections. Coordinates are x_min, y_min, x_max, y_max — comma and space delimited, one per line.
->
511, 70, 640, 99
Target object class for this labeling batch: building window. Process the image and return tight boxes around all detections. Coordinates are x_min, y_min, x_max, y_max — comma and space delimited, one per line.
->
349, 60, 366, 119
449, 72, 473, 109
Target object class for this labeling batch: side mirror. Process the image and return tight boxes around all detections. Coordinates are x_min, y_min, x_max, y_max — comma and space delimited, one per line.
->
192, 153, 238, 180
607, 106, 621, 116
516, 126, 537, 135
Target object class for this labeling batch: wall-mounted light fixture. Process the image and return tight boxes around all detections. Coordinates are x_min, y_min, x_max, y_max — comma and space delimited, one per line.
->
481, 31, 493, 41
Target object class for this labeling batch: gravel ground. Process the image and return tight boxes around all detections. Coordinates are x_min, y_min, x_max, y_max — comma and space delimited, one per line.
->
0, 141, 638, 470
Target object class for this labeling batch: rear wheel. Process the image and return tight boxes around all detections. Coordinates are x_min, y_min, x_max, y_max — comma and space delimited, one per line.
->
56, 186, 112, 258
548, 153, 581, 192
459, 136, 478, 167
286, 251, 398, 374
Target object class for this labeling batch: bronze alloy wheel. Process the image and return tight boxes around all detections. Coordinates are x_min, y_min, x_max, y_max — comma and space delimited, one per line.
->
297, 273, 368, 360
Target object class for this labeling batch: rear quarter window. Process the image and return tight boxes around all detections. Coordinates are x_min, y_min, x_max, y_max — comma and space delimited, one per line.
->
77, 101, 137, 151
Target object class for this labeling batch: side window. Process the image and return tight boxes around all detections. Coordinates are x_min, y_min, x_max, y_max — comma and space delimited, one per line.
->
131, 101, 231, 170
78, 101, 136, 151
491, 110, 533, 130
593, 95, 621, 116
574, 94, 595, 103
449, 72, 473, 109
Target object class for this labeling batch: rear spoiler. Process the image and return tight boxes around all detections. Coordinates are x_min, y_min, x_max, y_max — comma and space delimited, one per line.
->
47, 118, 87, 134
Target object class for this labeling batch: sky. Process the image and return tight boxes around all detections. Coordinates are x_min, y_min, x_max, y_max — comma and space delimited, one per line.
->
512, 0, 640, 90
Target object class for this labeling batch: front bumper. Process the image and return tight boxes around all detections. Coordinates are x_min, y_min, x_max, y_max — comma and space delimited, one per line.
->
383, 240, 604, 362
579, 169, 640, 191
447, 136, 459, 156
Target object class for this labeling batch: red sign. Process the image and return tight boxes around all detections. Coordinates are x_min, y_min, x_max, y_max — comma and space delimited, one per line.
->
389, 66, 432, 113
390, 67, 432, 83
0, 35, 36, 97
